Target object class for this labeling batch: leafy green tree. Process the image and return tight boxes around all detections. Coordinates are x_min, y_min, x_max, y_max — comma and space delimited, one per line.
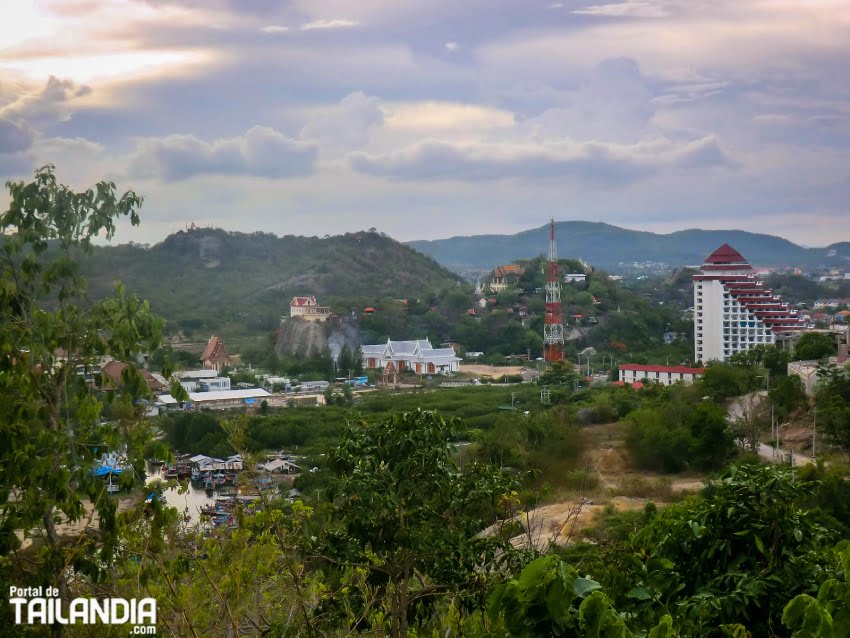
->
627, 464, 838, 635
540, 360, 581, 387
730, 344, 790, 378
0, 167, 167, 613
324, 409, 518, 637
769, 374, 808, 421
624, 408, 692, 473
337, 345, 354, 376
700, 362, 760, 402
795, 332, 837, 361
814, 365, 850, 450
782, 543, 850, 637
352, 345, 364, 376
685, 402, 735, 471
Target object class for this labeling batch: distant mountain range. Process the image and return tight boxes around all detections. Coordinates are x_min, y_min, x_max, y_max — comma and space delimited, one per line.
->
406, 222, 850, 273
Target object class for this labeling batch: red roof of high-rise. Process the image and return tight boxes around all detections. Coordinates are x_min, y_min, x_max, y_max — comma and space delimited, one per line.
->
705, 243, 748, 264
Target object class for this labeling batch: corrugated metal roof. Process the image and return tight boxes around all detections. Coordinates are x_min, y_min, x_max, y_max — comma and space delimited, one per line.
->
156, 389, 271, 404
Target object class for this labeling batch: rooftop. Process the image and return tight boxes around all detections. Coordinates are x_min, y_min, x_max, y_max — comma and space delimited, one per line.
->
704, 243, 749, 265
619, 363, 706, 375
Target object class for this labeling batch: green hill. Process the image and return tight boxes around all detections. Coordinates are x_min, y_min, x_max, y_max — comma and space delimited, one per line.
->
408, 221, 842, 272
80, 228, 461, 336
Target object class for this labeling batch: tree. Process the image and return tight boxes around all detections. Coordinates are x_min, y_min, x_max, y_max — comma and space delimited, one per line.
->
627, 464, 838, 635
768, 374, 808, 421
700, 361, 760, 402
324, 409, 518, 637
795, 332, 837, 361
0, 166, 167, 620
337, 345, 354, 376
814, 364, 850, 450
540, 360, 581, 387
352, 345, 364, 376
685, 402, 735, 470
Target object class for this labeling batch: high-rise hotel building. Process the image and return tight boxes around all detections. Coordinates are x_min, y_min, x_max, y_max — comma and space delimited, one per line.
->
693, 244, 805, 362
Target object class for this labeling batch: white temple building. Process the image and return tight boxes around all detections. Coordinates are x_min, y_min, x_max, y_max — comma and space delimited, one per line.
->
361, 338, 461, 375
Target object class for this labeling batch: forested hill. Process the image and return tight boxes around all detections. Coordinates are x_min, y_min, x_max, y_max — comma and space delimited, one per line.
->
80, 228, 461, 334
407, 221, 849, 272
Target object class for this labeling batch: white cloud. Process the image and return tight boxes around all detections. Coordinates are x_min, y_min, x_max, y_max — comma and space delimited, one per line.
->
301, 92, 384, 150
260, 25, 289, 33
130, 126, 318, 182
348, 135, 731, 182
444, 41, 459, 52
573, 1, 670, 18
300, 19, 359, 31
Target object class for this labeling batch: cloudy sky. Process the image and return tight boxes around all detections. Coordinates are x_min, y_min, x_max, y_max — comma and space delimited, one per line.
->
1, 0, 849, 246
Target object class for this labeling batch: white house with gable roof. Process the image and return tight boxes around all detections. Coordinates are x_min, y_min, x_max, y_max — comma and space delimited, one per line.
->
361, 338, 461, 375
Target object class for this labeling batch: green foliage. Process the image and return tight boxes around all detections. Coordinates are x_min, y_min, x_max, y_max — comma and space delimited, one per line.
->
324, 409, 519, 636
795, 333, 838, 361
814, 364, 850, 450
0, 166, 164, 605
729, 344, 790, 377
628, 464, 839, 635
540, 360, 582, 387
624, 403, 734, 473
699, 362, 761, 402
79, 227, 462, 339
769, 374, 808, 420
487, 555, 679, 638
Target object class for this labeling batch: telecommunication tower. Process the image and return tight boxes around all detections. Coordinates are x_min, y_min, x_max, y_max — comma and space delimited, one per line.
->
543, 218, 564, 362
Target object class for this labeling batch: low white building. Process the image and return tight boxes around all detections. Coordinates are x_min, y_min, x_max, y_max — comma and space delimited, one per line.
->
618, 364, 705, 386
176, 369, 218, 392
197, 377, 231, 392
156, 388, 271, 411
361, 338, 461, 375
564, 273, 587, 284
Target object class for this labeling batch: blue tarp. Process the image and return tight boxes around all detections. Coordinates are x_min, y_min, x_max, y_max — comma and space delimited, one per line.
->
90, 466, 123, 476
244, 398, 257, 404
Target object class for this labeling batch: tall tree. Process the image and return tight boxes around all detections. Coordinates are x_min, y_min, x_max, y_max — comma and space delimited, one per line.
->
325, 409, 518, 637
794, 332, 837, 361
0, 166, 166, 623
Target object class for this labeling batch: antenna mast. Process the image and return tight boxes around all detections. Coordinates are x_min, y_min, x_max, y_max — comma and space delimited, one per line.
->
544, 218, 564, 362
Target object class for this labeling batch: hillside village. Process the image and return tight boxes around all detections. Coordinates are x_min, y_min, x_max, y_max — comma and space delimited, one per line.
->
9, 173, 850, 638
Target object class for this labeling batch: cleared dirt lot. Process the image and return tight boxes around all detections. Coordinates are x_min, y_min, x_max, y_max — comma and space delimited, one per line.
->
494, 421, 707, 550
459, 364, 529, 378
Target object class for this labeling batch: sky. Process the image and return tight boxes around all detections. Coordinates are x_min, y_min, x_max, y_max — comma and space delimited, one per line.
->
0, 0, 849, 246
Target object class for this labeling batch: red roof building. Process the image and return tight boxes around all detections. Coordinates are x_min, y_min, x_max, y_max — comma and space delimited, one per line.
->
200, 335, 232, 373
618, 364, 705, 386
693, 245, 805, 362
100, 360, 166, 393
290, 296, 331, 322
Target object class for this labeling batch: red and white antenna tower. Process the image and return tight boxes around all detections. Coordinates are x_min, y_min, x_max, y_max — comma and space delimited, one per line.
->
544, 218, 564, 362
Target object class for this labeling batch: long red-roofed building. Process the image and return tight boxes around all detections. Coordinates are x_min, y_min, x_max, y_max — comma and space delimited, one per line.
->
693, 244, 805, 362
618, 364, 705, 386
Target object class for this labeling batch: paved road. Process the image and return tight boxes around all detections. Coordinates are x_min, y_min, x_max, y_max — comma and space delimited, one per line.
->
727, 392, 817, 467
